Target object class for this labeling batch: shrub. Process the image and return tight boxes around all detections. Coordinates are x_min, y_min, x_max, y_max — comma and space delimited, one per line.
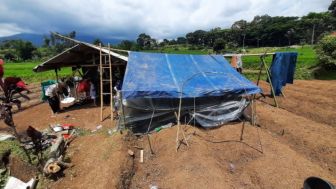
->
316, 33, 336, 69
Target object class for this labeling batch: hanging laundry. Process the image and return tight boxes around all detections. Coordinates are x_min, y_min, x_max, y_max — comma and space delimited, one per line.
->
236, 54, 243, 73
230, 55, 243, 73
269, 52, 298, 96
230, 56, 237, 68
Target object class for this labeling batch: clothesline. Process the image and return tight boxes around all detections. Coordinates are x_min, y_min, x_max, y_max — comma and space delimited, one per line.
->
223, 52, 275, 57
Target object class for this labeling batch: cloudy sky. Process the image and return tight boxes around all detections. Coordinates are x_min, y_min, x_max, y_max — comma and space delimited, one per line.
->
0, 0, 331, 39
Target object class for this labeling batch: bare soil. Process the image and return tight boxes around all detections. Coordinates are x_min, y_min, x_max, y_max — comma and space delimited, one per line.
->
0, 80, 335, 189
258, 80, 336, 127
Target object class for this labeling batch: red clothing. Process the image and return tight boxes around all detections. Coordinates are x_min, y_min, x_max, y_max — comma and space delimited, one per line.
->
77, 80, 90, 92
0, 66, 3, 78
0, 59, 4, 78
3, 77, 28, 93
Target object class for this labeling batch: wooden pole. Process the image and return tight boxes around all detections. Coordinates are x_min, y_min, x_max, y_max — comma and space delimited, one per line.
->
99, 43, 103, 121
108, 43, 113, 125
256, 58, 263, 86
261, 57, 278, 107
120, 92, 126, 130
55, 68, 59, 81
251, 98, 257, 126
240, 120, 246, 141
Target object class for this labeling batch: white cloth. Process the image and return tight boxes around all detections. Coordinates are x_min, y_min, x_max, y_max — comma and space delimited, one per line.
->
4, 177, 36, 189
45, 84, 57, 97
236, 54, 243, 68
89, 82, 96, 99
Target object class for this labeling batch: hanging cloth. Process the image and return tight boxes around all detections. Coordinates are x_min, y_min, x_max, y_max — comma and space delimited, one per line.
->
231, 56, 238, 68
269, 52, 298, 96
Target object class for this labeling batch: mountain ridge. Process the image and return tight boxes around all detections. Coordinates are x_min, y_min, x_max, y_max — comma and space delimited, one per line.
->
0, 33, 125, 46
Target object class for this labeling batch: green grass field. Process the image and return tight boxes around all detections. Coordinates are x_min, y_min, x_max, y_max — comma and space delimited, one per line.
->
3, 61, 71, 83
145, 45, 319, 80
2, 45, 331, 84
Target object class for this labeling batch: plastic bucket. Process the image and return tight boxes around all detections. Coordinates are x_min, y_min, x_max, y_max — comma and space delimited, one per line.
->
304, 177, 335, 189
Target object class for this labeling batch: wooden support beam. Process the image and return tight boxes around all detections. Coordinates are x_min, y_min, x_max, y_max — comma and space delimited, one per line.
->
100, 43, 104, 121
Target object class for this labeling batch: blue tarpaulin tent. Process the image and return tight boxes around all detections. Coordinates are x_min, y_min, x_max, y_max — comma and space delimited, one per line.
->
121, 52, 262, 132
122, 52, 261, 99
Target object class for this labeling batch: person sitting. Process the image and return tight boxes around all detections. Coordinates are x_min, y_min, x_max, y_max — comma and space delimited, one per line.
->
45, 82, 68, 115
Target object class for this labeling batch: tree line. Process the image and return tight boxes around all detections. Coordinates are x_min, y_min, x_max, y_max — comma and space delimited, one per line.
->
118, 1, 336, 52
1, 0, 335, 61
0, 31, 77, 61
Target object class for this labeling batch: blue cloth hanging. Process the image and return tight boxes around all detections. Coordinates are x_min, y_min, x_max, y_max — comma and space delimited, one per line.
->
269, 52, 298, 96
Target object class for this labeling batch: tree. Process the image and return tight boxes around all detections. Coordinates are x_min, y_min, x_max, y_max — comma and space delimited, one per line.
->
93, 38, 103, 46
176, 37, 187, 44
231, 20, 248, 49
329, 0, 336, 16
68, 31, 76, 39
136, 33, 152, 49
118, 40, 134, 50
17, 41, 36, 60
285, 29, 295, 46
316, 33, 336, 68
0, 40, 36, 61
50, 31, 78, 53
213, 38, 226, 53
43, 36, 50, 47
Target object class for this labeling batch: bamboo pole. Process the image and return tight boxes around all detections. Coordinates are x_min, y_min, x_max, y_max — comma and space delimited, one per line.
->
261, 57, 278, 107
99, 43, 103, 121
108, 43, 114, 125
264, 64, 286, 97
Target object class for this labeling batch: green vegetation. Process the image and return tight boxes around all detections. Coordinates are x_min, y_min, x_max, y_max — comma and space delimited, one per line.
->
242, 46, 318, 80
0, 1, 335, 83
141, 45, 323, 80
144, 45, 212, 54
116, 1, 336, 52
2, 44, 333, 83
3, 61, 71, 83
0, 140, 31, 163
315, 34, 336, 67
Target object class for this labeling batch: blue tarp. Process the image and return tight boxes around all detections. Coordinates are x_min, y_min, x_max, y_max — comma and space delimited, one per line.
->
270, 52, 298, 96
122, 52, 261, 99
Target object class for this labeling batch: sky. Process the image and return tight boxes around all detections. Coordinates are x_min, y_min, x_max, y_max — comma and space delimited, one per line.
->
0, 0, 332, 40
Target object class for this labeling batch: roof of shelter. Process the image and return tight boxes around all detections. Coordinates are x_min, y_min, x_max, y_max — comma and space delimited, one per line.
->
33, 41, 128, 72
122, 52, 261, 99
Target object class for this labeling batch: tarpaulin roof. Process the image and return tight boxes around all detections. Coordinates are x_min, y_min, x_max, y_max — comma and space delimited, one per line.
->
122, 52, 261, 99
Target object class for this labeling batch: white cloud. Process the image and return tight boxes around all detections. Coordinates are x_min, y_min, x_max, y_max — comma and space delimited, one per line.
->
0, 0, 331, 39
0, 23, 32, 36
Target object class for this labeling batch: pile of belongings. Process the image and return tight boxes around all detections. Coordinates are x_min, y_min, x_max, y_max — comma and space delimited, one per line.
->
22, 124, 77, 176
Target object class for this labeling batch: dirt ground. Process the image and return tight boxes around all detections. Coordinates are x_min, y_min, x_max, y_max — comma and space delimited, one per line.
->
0, 80, 335, 189
258, 80, 336, 127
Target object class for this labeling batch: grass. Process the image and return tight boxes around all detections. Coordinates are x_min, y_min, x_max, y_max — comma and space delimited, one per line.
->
2, 45, 333, 83
241, 45, 318, 80
144, 45, 211, 54
145, 45, 321, 80
3, 61, 71, 83
0, 140, 31, 162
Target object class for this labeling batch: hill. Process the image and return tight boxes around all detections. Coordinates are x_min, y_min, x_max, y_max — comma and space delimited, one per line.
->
0, 33, 124, 46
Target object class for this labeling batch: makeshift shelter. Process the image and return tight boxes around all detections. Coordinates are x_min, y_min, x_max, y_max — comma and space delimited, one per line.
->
33, 43, 128, 72
121, 52, 262, 132
33, 35, 262, 133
